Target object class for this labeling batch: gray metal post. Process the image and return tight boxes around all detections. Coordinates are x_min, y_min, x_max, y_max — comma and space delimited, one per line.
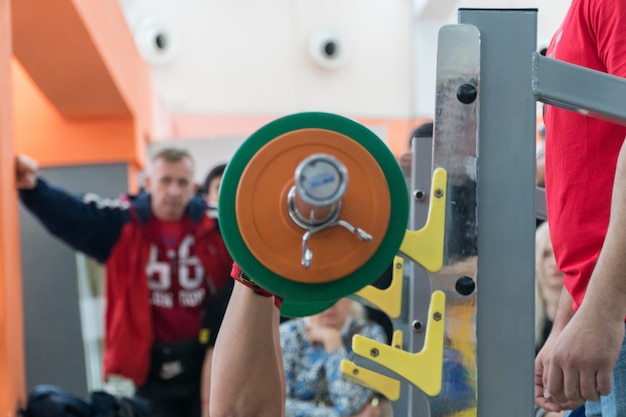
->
405, 135, 436, 417
352, 8, 626, 417
458, 9, 537, 417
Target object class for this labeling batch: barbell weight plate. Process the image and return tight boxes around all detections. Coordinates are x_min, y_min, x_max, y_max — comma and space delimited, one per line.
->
219, 112, 408, 303
237, 127, 389, 283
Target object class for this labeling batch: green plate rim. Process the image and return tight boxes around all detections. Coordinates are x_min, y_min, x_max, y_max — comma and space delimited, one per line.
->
218, 111, 408, 303
279, 298, 338, 318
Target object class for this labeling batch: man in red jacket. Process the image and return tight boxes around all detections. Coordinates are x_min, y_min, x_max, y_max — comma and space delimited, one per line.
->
16, 148, 232, 417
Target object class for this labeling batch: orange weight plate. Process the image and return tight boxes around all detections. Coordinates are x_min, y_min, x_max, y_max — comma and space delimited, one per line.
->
236, 128, 390, 284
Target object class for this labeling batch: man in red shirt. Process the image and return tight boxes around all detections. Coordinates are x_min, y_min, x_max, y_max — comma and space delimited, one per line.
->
535, 1, 626, 416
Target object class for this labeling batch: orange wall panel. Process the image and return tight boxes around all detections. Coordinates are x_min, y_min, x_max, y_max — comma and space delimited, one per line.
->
0, 0, 26, 414
12, 58, 139, 168
11, 0, 155, 171
11, 0, 128, 117
71, 0, 155, 142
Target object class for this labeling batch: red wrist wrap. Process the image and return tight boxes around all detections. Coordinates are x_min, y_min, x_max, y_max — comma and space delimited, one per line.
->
230, 263, 282, 308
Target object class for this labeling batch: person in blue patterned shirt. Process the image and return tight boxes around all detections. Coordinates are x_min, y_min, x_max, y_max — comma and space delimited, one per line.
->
279, 298, 388, 417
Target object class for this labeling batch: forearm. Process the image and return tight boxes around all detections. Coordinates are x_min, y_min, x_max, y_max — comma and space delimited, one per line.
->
274, 314, 286, 408
201, 348, 213, 417
210, 283, 284, 417
583, 140, 626, 320
550, 288, 575, 334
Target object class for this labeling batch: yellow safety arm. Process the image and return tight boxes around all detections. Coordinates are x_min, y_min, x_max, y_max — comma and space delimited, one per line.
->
340, 360, 402, 401
355, 256, 404, 319
399, 167, 447, 272
340, 330, 405, 401
352, 290, 446, 397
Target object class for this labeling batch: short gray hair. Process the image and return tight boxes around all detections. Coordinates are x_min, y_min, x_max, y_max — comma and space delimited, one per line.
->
152, 147, 194, 169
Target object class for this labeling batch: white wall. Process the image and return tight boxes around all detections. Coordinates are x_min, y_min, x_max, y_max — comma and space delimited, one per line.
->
411, 0, 570, 115
120, 0, 572, 177
123, 0, 415, 118
120, 0, 570, 136
122, 0, 570, 122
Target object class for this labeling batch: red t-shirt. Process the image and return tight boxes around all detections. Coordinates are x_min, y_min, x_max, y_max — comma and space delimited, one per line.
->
545, 0, 626, 310
148, 218, 210, 342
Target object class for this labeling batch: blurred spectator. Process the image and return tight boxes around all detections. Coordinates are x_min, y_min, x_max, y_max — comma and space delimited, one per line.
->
280, 298, 389, 417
